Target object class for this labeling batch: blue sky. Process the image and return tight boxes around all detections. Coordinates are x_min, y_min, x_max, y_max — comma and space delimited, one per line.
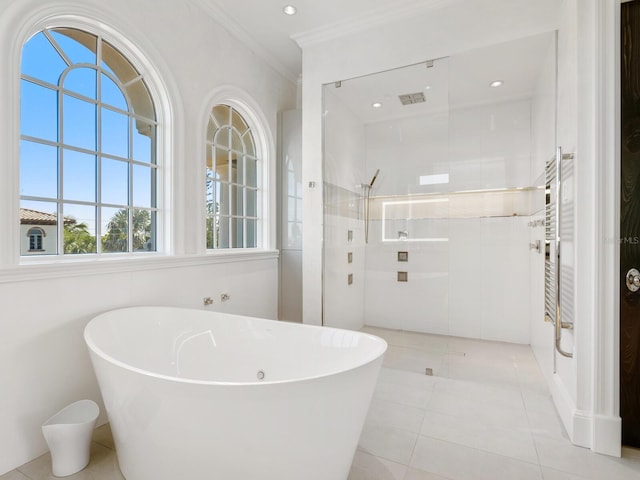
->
20, 30, 154, 237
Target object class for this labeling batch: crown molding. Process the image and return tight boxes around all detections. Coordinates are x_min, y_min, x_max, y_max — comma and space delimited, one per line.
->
292, 0, 460, 49
189, 0, 299, 84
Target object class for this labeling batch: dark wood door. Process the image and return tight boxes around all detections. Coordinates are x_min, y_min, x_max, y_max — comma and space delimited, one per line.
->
621, 0, 640, 448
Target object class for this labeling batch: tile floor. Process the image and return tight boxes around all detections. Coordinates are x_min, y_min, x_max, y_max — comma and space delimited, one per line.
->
3, 326, 640, 480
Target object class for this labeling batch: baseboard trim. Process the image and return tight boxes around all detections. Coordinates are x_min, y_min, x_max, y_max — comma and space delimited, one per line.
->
592, 414, 622, 457
548, 373, 622, 456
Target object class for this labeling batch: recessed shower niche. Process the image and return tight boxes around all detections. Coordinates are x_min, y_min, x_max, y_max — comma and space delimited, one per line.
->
322, 31, 556, 343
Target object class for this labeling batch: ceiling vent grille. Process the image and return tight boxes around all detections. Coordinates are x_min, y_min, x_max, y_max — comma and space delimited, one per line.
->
399, 92, 426, 105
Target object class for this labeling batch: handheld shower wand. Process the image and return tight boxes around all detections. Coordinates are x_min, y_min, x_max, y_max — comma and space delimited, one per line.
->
369, 169, 380, 188
363, 169, 380, 243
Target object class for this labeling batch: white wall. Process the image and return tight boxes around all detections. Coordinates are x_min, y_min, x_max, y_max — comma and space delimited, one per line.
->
0, 0, 296, 473
360, 99, 534, 343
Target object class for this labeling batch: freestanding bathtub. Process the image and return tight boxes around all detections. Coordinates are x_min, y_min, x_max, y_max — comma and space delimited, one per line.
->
84, 306, 386, 480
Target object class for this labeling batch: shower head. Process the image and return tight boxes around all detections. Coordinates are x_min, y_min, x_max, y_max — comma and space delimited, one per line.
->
369, 169, 380, 188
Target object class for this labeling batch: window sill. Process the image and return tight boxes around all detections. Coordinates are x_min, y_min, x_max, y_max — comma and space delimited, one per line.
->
0, 250, 279, 284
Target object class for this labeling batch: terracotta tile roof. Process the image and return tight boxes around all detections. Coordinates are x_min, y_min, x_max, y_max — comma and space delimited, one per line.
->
20, 208, 58, 225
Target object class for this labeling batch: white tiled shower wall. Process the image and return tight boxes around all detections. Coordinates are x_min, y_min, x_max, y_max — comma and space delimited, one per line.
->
324, 83, 549, 344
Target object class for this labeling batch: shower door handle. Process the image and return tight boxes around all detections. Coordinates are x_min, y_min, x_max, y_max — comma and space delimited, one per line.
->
627, 268, 640, 292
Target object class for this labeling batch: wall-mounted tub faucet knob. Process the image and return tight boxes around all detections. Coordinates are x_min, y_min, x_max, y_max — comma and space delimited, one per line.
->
220, 293, 230, 302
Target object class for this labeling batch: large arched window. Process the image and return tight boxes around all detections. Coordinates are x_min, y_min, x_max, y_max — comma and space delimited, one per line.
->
206, 104, 261, 249
20, 27, 158, 256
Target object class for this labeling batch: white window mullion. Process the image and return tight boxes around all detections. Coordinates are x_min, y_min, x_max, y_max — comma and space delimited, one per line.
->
20, 26, 159, 259
57, 81, 64, 256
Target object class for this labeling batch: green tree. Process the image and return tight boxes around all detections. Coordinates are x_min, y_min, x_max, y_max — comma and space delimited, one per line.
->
102, 209, 152, 252
63, 220, 96, 254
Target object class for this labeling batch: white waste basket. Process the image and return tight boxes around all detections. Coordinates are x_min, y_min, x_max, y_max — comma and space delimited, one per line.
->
42, 399, 99, 477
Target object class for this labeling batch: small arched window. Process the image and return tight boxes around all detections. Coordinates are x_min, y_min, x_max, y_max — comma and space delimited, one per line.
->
206, 105, 261, 249
20, 27, 158, 256
27, 227, 45, 251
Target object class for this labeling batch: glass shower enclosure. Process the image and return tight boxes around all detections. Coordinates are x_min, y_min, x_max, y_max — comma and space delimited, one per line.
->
322, 32, 557, 344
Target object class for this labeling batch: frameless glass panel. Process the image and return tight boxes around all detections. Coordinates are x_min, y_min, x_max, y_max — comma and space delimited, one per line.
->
63, 95, 96, 150
20, 141, 58, 199
322, 58, 452, 331
21, 32, 67, 85
246, 157, 257, 188
246, 219, 257, 248
101, 107, 129, 158
287, 199, 296, 222
288, 221, 302, 248
101, 40, 139, 84
20, 199, 58, 255
63, 203, 96, 254
50, 29, 96, 65
246, 188, 257, 217
214, 126, 231, 149
132, 120, 154, 163
287, 170, 296, 195
132, 208, 153, 251
132, 164, 153, 208
63, 67, 96, 99
101, 73, 128, 110
296, 198, 303, 222
21, 80, 58, 142
211, 105, 229, 129
101, 158, 128, 205
231, 108, 249, 135
101, 207, 128, 252
63, 149, 96, 202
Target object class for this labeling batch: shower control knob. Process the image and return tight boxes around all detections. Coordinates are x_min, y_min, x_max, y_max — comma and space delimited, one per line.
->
626, 268, 640, 292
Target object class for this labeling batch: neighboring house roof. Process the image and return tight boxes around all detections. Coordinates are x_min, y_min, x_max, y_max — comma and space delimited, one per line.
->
20, 208, 57, 225
19, 208, 75, 226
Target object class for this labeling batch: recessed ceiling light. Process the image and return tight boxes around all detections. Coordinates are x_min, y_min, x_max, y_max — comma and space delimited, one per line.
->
490, 80, 504, 88
372, 102, 383, 109
283, 5, 297, 15
424, 85, 431, 90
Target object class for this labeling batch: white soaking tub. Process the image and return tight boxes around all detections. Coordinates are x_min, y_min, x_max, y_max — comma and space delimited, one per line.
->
84, 306, 386, 480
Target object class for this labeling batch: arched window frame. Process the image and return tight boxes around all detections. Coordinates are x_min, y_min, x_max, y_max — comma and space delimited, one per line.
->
27, 227, 45, 252
9, 12, 173, 263
203, 87, 274, 252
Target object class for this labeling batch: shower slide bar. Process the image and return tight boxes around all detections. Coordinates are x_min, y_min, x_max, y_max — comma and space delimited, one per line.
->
545, 146, 574, 359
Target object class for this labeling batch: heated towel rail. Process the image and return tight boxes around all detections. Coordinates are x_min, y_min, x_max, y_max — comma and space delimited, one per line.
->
545, 147, 574, 359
